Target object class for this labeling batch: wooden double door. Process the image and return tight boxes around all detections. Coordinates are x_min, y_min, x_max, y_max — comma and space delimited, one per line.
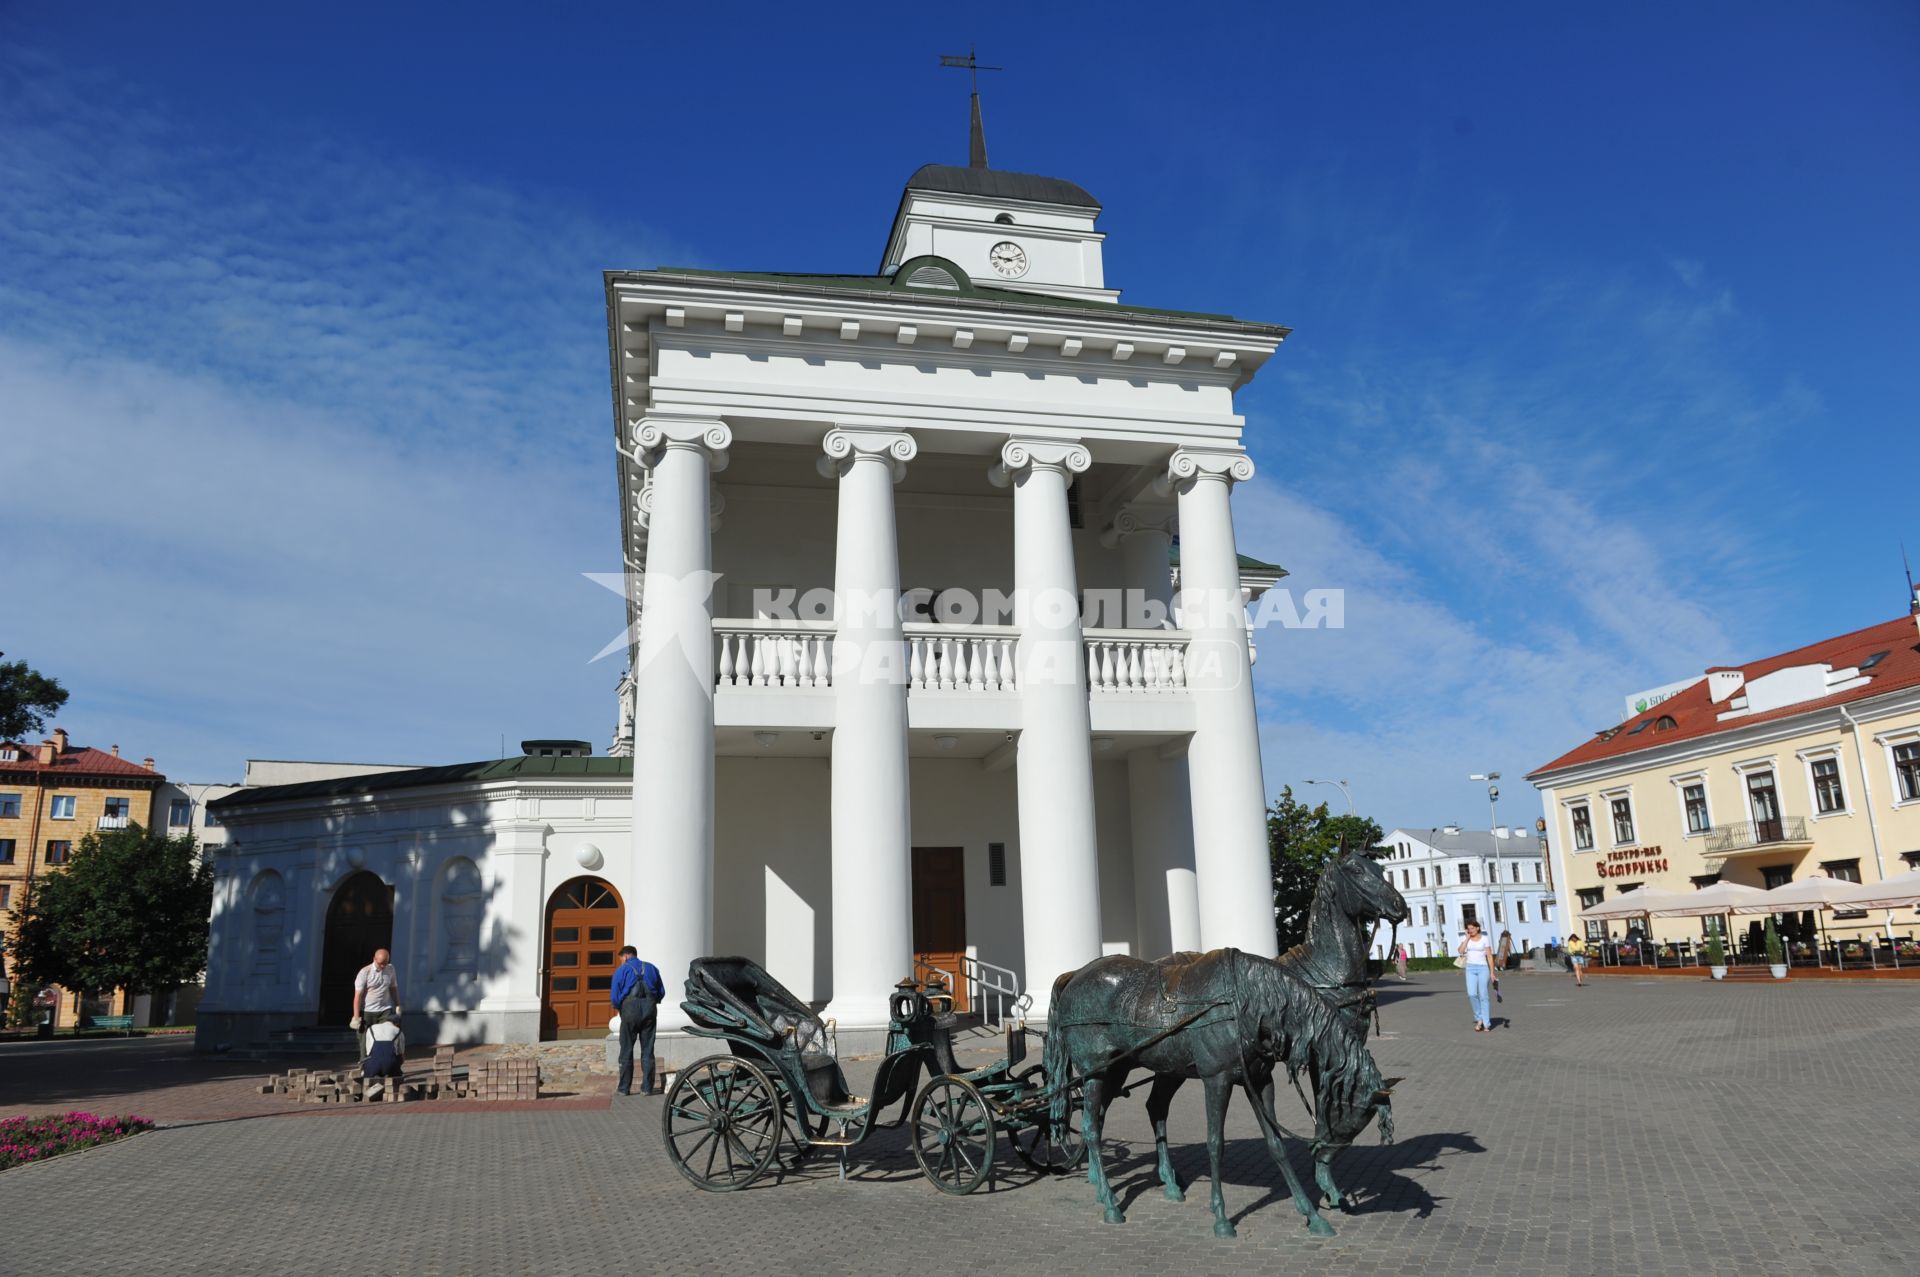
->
543, 877, 625, 1039
912, 847, 969, 1013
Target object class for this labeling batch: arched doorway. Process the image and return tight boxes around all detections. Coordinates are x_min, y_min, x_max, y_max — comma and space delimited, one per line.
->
542, 877, 624, 1040
319, 871, 393, 1025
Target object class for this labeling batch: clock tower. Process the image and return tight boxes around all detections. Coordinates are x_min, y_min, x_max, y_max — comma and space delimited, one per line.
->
879, 164, 1120, 304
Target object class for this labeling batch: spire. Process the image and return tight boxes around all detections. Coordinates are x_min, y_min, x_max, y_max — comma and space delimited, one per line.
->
940, 48, 1001, 171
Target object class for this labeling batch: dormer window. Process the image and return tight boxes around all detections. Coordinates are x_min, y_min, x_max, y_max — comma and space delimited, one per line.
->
994, 212, 1014, 224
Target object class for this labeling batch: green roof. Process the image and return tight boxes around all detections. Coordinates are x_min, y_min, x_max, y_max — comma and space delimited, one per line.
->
209, 755, 633, 810
631, 266, 1290, 336
1168, 545, 1289, 576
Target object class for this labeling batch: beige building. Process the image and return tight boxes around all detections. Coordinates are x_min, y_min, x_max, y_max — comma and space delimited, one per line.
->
1529, 607, 1920, 959
1, 728, 166, 1027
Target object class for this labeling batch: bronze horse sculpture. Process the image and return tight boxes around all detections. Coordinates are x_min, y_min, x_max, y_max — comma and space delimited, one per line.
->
1143, 847, 1409, 1213
1044, 947, 1397, 1238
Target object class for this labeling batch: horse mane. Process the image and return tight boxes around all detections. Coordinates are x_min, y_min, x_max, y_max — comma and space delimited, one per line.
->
1238, 952, 1387, 1139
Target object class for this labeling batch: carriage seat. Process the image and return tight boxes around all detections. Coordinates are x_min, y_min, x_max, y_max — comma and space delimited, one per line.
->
683, 956, 851, 1106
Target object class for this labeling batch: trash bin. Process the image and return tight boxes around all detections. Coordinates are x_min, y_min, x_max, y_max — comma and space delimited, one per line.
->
36, 1012, 54, 1040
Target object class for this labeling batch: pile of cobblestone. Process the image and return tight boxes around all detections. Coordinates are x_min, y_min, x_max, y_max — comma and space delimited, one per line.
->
257, 1047, 542, 1104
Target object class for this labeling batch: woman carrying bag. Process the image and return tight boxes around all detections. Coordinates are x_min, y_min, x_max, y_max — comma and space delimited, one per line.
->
1458, 921, 1496, 1031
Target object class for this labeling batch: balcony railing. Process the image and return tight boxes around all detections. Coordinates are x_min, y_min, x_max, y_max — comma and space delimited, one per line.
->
711, 619, 1192, 697
1703, 816, 1811, 855
97, 815, 131, 830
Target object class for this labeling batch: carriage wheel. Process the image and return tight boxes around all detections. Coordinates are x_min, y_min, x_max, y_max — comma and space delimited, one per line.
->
911, 1075, 995, 1195
1009, 1066, 1088, 1174
662, 1056, 783, 1191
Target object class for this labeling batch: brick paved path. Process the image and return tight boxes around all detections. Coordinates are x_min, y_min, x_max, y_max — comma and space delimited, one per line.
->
1, 972, 1915, 1275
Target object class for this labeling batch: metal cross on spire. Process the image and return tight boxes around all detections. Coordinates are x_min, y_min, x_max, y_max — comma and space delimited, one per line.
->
940, 47, 1001, 169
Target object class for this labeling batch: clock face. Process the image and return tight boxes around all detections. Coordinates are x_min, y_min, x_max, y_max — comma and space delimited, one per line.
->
988, 240, 1029, 278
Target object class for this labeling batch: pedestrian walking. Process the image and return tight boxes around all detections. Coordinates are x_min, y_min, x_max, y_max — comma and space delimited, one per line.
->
1458, 921, 1495, 1031
349, 948, 402, 1060
1566, 933, 1588, 986
1394, 942, 1409, 982
612, 945, 667, 1096
1497, 928, 1514, 971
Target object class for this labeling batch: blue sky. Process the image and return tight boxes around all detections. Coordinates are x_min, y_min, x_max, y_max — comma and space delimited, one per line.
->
3, 1, 1915, 831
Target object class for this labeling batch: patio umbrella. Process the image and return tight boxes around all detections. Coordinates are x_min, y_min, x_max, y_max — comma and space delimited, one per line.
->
1730, 875, 1862, 912
1645, 881, 1771, 916
1827, 867, 1920, 911
1582, 889, 1686, 919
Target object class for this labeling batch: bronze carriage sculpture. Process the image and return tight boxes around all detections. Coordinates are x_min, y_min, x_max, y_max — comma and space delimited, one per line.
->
662, 956, 1085, 1194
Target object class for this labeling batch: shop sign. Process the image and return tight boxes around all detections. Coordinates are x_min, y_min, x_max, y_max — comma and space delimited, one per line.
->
1598, 846, 1668, 878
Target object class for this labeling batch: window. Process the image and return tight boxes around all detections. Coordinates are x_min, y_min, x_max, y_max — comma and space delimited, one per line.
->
1570, 804, 1594, 851
1419, 905, 1430, 926
1511, 862, 1521, 883
1690, 874, 1721, 888
0, 747, 16, 761
50, 794, 75, 820
0, 838, 13, 863
1761, 865, 1793, 890
1, 884, 9, 910
1401, 869, 1410, 889
1610, 796, 1635, 845
205, 809, 222, 828
1492, 900, 1503, 923
0, 793, 19, 819
46, 839, 72, 865
168, 799, 192, 827
1517, 900, 1528, 922
1811, 758, 1846, 814
1436, 904, 1446, 925
989, 842, 1007, 887
1542, 900, 1555, 922
1820, 859, 1862, 884
1461, 903, 1479, 926
101, 797, 130, 827
1533, 863, 1543, 883
1576, 887, 1605, 938
1895, 742, 1920, 802
1747, 770, 1782, 832
1458, 863, 1471, 884
1417, 867, 1426, 888
1683, 783, 1710, 833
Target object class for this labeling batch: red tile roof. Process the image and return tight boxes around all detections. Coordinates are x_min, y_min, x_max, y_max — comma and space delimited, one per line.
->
0, 743, 164, 781
1530, 613, 1920, 778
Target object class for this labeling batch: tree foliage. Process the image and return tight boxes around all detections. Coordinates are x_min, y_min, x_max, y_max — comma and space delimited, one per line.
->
0, 657, 69, 742
1267, 786, 1386, 952
9, 825, 213, 998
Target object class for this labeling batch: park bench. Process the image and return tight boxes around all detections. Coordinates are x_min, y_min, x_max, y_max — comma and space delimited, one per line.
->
84, 1014, 136, 1035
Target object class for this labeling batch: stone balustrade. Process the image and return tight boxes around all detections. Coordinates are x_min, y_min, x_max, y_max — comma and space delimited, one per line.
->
1084, 627, 1190, 693
714, 620, 835, 689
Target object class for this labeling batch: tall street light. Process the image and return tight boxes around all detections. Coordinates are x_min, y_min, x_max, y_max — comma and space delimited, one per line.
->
1470, 772, 1507, 946
1302, 778, 1355, 816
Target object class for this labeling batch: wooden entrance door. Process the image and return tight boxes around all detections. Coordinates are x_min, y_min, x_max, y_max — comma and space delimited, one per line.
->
543, 877, 624, 1040
912, 847, 968, 1013
319, 872, 394, 1025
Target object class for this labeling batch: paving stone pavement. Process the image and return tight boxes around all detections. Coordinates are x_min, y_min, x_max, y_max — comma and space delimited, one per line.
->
1, 971, 1915, 1276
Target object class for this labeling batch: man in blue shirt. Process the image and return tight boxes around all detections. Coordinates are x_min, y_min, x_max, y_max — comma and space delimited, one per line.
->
610, 946, 667, 1096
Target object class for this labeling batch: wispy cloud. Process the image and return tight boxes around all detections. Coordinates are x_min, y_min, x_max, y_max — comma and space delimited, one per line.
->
1, 47, 676, 778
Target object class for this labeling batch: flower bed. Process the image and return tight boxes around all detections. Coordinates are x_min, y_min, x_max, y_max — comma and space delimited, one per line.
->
0, 1112, 153, 1170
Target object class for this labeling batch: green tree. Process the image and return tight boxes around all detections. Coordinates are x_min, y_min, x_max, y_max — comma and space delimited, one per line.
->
9, 825, 213, 1006
1267, 786, 1386, 951
0, 655, 69, 742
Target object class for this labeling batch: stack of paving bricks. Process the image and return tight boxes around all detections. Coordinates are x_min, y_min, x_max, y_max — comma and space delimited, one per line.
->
471, 1056, 540, 1101
260, 1067, 404, 1104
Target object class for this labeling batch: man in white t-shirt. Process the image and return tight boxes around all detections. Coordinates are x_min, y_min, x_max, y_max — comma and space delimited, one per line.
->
350, 948, 402, 1057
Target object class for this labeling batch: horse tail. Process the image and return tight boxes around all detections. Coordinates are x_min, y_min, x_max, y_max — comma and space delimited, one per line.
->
1044, 969, 1076, 1128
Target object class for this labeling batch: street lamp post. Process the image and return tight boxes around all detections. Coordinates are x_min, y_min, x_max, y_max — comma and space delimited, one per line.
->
1470, 772, 1506, 949
1302, 778, 1355, 816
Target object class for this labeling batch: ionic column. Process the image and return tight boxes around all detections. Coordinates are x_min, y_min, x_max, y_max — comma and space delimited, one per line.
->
992, 438, 1103, 1013
819, 428, 918, 1026
1101, 508, 1177, 627
1162, 447, 1276, 957
629, 416, 731, 1029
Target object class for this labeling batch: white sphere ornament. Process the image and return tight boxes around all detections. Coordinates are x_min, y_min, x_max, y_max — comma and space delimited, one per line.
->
345, 846, 366, 869
574, 843, 604, 871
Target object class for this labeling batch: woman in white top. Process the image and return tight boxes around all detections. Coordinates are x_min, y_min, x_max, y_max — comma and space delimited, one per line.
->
1458, 921, 1496, 1031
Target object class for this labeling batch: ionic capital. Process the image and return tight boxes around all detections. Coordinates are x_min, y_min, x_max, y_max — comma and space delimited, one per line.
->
989, 437, 1091, 488
1156, 447, 1254, 494
636, 478, 725, 531
1099, 506, 1176, 549
633, 417, 732, 473
816, 428, 918, 482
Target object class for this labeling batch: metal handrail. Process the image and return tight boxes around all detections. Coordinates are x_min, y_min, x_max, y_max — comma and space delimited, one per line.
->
1703, 817, 1810, 855
964, 955, 1023, 1031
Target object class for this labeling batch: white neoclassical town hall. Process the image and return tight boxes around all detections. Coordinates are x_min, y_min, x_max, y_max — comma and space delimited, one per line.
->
197, 153, 1292, 1059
